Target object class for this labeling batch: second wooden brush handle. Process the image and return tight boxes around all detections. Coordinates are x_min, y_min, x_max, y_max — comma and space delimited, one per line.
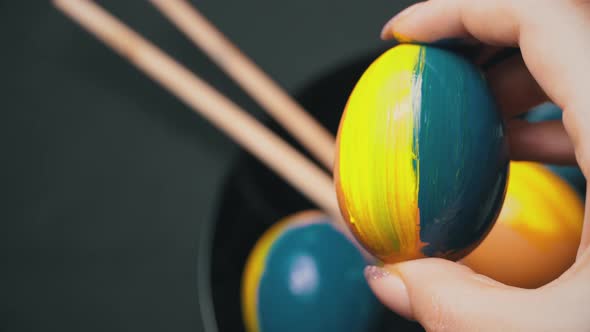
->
150, 0, 336, 170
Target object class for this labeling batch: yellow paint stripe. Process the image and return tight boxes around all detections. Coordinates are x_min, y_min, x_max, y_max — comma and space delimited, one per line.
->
337, 44, 423, 261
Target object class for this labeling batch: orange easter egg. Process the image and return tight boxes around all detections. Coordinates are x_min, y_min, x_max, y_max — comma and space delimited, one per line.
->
463, 161, 584, 288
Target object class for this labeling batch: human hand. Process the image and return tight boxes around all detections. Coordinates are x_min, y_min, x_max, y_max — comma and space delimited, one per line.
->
365, 1, 590, 331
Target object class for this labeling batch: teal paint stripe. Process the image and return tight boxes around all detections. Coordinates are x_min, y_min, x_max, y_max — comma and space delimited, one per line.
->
416, 46, 509, 259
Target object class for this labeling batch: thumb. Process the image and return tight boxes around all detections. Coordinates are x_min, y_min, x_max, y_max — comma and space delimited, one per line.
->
365, 258, 548, 332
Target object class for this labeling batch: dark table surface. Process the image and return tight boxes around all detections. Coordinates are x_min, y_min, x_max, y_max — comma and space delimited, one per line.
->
1, 1, 414, 331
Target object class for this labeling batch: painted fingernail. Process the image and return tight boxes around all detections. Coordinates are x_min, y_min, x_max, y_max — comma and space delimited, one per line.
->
364, 265, 391, 280
380, 3, 423, 40
364, 266, 413, 320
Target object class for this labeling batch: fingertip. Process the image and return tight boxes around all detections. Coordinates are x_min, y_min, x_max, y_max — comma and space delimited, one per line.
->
380, 2, 424, 40
364, 265, 414, 320
380, 18, 394, 40
380, 19, 413, 42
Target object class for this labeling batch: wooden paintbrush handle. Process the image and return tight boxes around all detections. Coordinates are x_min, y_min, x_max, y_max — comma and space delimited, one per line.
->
52, 0, 339, 219
149, 0, 336, 170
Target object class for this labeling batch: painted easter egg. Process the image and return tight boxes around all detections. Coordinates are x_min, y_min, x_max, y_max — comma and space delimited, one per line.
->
241, 211, 382, 332
335, 44, 509, 263
462, 161, 583, 288
526, 102, 586, 197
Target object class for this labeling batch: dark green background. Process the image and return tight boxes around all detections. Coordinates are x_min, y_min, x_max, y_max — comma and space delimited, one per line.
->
1, 1, 413, 331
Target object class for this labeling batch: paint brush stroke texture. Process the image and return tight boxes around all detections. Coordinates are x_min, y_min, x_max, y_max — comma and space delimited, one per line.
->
336, 44, 509, 263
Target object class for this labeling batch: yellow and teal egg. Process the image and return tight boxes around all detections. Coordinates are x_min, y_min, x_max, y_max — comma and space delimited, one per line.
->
241, 211, 382, 332
335, 44, 509, 263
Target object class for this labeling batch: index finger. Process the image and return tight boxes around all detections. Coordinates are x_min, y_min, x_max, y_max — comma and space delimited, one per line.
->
382, 0, 590, 253
382, 0, 590, 149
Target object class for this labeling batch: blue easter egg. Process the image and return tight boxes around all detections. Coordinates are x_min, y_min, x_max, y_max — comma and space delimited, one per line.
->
242, 211, 382, 332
